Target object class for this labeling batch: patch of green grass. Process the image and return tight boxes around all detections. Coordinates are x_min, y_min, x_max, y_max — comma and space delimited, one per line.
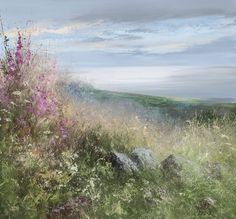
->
87, 88, 236, 122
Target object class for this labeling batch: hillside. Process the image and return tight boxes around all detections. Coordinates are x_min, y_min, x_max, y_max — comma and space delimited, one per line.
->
1, 33, 236, 219
65, 82, 236, 122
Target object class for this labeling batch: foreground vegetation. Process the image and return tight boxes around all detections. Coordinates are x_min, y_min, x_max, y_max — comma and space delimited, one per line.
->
0, 32, 236, 219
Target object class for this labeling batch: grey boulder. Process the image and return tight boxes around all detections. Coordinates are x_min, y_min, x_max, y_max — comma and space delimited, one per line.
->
131, 148, 158, 170
109, 152, 138, 172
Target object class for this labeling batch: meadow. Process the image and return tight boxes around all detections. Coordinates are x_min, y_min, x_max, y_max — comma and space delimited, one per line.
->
0, 32, 236, 219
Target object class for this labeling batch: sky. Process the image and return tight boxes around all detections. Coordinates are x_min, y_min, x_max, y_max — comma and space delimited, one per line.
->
1, 0, 236, 99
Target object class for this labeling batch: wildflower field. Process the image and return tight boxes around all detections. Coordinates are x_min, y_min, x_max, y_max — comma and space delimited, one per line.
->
0, 32, 236, 219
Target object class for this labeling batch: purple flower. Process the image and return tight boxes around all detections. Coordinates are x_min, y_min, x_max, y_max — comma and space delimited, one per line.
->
31, 86, 58, 117
15, 32, 23, 65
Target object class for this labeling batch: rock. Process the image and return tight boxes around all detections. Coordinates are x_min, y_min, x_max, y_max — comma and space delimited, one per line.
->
160, 154, 191, 181
108, 148, 158, 173
198, 197, 215, 214
161, 155, 183, 180
131, 148, 158, 169
49, 196, 91, 219
161, 154, 202, 183
109, 152, 138, 172
204, 162, 222, 180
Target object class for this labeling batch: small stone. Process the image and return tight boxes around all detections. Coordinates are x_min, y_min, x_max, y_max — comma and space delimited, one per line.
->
204, 162, 222, 180
198, 197, 215, 214
161, 155, 202, 183
161, 154, 183, 181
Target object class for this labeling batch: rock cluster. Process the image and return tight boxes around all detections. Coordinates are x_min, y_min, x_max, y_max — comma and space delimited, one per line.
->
109, 148, 222, 183
109, 147, 158, 173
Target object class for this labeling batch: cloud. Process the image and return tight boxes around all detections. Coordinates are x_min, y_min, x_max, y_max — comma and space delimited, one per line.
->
72, 0, 236, 22
5, 21, 92, 37
2, 0, 236, 71
82, 37, 107, 43
116, 37, 235, 57
2, 0, 236, 26
128, 28, 153, 33
82, 34, 143, 43
182, 36, 236, 54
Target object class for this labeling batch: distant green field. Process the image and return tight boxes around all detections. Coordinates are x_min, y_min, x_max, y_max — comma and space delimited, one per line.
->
90, 89, 197, 107
66, 82, 236, 121
88, 89, 236, 121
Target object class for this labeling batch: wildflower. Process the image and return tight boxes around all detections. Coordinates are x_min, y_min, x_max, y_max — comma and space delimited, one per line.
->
5, 73, 14, 81
15, 32, 23, 65
59, 119, 68, 139
5, 118, 11, 122
10, 101, 16, 106
31, 86, 57, 117
7, 53, 15, 74
12, 91, 22, 96
43, 130, 53, 135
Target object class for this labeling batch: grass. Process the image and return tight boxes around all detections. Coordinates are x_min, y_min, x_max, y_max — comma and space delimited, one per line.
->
0, 32, 236, 219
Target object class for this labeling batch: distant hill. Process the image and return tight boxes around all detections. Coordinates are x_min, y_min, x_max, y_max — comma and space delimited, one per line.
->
65, 82, 236, 122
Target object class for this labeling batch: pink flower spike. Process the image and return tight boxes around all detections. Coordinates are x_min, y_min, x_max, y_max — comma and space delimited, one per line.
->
15, 32, 24, 65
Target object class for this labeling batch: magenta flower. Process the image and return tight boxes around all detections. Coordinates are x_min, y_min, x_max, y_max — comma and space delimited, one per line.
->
15, 32, 23, 65
31, 86, 57, 117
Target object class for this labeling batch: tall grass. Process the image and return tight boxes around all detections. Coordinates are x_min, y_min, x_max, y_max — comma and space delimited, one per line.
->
0, 31, 236, 219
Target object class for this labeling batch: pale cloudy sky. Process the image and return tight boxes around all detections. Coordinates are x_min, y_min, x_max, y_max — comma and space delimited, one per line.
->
1, 0, 236, 99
